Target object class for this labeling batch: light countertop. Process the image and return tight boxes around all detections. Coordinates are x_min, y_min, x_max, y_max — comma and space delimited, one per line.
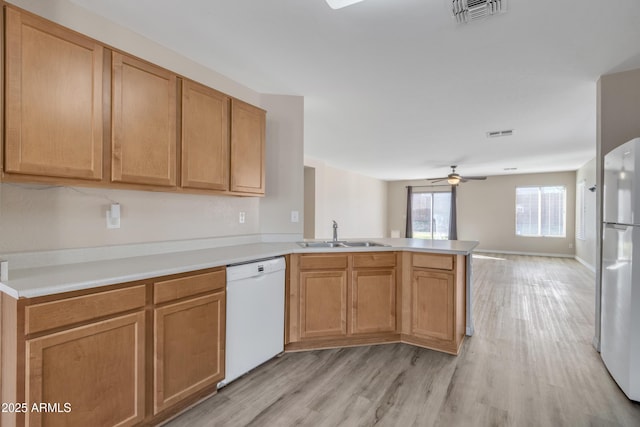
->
0, 239, 478, 299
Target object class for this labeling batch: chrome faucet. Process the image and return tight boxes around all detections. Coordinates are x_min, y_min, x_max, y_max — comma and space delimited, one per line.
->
332, 220, 339, 242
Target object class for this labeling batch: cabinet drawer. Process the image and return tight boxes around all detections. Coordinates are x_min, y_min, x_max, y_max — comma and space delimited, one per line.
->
299, 255, 348, 270
353, 253, 396, 268
25, 285, 146, 335
412, 253, 454, 271
154, 269, 225, 304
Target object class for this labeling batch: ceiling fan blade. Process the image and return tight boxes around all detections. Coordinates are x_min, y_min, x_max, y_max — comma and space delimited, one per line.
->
461, 176, 487, 180
429, 178, 448, 183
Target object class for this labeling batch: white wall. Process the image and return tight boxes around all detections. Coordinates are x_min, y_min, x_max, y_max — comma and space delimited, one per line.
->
259, 94, 305, 240
457, 172, 576, 255
303, 167, 316, 239
0, 184, 259, 253
305, 158, 387, 240
387, 171, 577, 256
0, 0, 303, 254
575, 158, 597, 270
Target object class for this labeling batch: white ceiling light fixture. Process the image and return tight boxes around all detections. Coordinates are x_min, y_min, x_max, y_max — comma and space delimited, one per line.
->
452, 0, 507, 24
326, 0, 366, 9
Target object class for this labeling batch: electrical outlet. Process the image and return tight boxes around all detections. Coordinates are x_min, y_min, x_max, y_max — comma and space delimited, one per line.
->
0, 260, 8, 282
291, 210, 299, 223
239, 212, 246, 224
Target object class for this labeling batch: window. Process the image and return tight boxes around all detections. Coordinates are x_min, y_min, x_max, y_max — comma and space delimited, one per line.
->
515, 186, 566, 237
411, 191, 451, 240
576, 180, 586, 240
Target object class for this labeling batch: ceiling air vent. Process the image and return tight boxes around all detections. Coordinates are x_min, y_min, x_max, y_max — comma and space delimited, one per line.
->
487, 129, 514, 138
452, 0, 507, 24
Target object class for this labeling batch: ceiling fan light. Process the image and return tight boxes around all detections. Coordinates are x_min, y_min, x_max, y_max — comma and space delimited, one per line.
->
448, 177, 461, 185
326, 0, 366, 9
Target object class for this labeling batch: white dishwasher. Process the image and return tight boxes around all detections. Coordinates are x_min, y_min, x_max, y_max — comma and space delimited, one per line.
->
219, 257, 286, 388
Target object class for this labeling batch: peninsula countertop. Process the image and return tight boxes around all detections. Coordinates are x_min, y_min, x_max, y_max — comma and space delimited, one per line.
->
0, 238, 479, 299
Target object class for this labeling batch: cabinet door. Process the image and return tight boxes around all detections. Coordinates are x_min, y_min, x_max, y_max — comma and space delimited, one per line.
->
299, 271, 347, 339
25, 312, 145, 427
112, 52, 177, 187
4, 8, 104, 180
351, 269, 396, 335
181, 80, 230, 191
230, 99, 265, 194
154, 292, 225, 414
411, 270, 454, 341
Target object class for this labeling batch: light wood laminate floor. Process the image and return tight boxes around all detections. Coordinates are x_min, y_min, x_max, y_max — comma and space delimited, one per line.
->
165, 255, 640, 426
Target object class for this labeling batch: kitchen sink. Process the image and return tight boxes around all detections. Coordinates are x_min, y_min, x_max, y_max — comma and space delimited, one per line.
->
297, 241, 389, 248
297, 241, 345, 248
340, 241, 387, 247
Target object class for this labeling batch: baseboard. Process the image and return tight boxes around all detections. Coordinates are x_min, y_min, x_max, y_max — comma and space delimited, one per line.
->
574, 256, 596, 272
473, 249, 575, 258
285, 334, 400, 352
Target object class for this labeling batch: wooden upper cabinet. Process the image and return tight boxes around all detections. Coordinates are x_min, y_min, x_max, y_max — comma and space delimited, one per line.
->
112, 52, 177, 187
230, 99, 265, 195
4, 7, 104, 180
2, 7, 267, 195
181, 80, 230, 191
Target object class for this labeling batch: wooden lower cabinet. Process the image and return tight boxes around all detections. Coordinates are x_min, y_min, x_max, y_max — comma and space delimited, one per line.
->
290, 253, 399, 347
299, 270, 347, 339
288, 251, 466, 355
351, 269, 396, 335
154, 292, 225, 414
403, 253, 466, 354
25, 312, 145, 427
1, 267, 227, 427
411, 270, 454, 341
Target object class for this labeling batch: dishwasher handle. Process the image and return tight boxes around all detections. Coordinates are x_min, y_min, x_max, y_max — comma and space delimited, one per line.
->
227, 257, 286, 282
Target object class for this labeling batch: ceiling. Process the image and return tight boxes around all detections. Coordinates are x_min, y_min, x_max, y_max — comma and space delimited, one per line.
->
69, 0, 640, 181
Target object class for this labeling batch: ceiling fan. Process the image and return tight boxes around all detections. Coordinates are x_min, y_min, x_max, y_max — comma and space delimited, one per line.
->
429, 166, 487, 185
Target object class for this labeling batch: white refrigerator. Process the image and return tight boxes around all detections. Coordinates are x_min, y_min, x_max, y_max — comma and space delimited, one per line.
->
601, 137, 640, 402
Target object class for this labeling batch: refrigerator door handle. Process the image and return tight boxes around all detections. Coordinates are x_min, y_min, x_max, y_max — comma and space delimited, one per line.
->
605, 223, 629, 231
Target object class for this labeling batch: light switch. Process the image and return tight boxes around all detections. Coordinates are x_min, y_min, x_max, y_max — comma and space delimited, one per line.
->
291, 210, 299, 223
